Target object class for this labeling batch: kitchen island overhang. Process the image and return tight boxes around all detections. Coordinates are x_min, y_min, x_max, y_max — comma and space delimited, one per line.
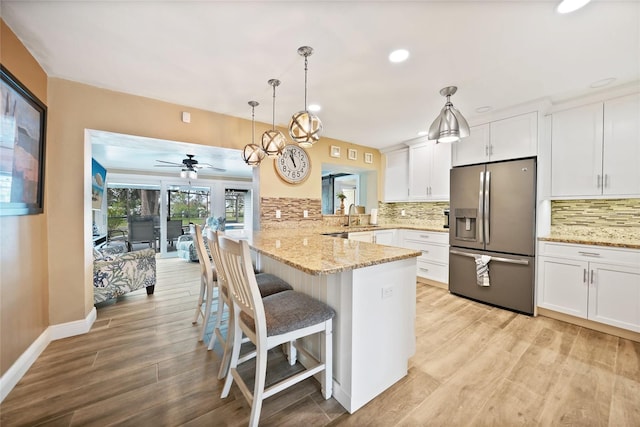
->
241, 230, 421, 413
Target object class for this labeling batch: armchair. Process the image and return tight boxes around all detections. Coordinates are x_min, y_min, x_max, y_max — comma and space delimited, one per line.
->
176, 226, 212, 263
93, 247, 157, 304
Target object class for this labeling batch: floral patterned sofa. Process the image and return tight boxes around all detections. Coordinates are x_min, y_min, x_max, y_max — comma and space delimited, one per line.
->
93, 247, 156, 304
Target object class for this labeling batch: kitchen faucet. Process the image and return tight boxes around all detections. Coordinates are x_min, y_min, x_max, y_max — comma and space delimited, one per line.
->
346, 203, 358, 227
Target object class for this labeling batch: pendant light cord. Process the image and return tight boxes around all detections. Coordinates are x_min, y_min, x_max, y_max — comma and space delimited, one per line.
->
251, 105, 255, 143
304, 56, 308, 110
272, 84, 276, 130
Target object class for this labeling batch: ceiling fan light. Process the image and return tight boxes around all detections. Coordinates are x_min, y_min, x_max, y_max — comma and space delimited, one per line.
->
289, 110, 322, 147
242, 143, 265, 167
556, 0, 591, 14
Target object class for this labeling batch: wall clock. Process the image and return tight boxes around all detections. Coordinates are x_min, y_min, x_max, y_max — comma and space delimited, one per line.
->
275, 145, 311, 184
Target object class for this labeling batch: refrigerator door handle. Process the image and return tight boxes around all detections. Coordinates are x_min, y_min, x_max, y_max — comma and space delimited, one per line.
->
478, 171, 485, 244
484, 170, 491, 245
450, 249, 529, 265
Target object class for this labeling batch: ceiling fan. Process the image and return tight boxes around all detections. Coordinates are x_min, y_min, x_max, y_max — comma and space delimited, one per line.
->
155, 154, 226, 176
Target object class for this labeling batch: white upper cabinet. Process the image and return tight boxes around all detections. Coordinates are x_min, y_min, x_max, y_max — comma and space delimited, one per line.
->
551, 93, 640, 197
452, 112, 538, 166
408, 141, 451, 201
551, 102, 604, 197
383, 148, 409, 202
452, 124, 490, 166
602, 93, 640, 196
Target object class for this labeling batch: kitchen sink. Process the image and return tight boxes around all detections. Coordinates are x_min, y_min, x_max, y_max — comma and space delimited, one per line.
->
321, 232, 349, 238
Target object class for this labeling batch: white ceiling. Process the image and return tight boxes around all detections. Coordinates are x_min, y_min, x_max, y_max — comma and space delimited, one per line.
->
2, 0, 639, 174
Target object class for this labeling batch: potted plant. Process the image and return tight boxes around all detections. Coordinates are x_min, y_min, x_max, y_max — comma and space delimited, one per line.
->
336, 192, 347, 214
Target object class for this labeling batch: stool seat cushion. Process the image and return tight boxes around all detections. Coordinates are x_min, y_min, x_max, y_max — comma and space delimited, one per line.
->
241, 290, 336, 337
255, 273, 293, 297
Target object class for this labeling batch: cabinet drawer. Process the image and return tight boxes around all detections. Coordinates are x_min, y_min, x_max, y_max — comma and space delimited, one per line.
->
538, 241, 640, 266
403, 230, 449, 244
417, 260, 448, 283
403, 241, 449, 263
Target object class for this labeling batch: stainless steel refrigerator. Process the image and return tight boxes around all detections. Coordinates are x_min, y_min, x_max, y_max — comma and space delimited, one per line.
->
448, 157, 536, 315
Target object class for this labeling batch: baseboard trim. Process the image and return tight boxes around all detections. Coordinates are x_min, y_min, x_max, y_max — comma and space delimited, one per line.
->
417, 277, 448, 290
0, 308, 96, 403
537, 307, 640, 343
49, 307, 96, 340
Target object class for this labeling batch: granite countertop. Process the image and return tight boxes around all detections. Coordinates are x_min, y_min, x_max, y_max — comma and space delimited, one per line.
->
538, 226, 640, 250
242, 229, 422, 276
317, 223, 449, 234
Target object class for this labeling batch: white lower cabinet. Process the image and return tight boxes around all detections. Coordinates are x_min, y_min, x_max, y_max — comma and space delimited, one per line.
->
373, 229, 396, 245
538, 242, 640, 332
347, 231, 373, 243
401, 230, 449, 284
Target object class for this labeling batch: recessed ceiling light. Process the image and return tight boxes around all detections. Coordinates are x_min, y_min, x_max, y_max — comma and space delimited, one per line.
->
389, 49, 410, 63
590, 77, 616, 89
417, 131, 428, 137
308, 104, 321, 112
556, 0, 591, 14
476, 106, 492, 113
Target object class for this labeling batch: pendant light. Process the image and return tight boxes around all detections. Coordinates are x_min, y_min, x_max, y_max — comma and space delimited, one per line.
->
242, 101, 265, 167
428, 86, 470, 144
261, 79, 287, 158
289, 46, 322, 148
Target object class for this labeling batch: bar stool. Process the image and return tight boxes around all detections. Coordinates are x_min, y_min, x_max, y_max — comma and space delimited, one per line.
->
191, 224, 217, 342
218, 235, 335, 427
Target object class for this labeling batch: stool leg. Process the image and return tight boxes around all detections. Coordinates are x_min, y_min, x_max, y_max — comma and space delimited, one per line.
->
192, 276, 205, 325
322, 319, 333, 399
200, 281, 215, 342
221, 310, 243, 398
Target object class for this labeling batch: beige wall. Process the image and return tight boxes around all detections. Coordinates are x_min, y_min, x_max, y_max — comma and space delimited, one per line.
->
1, 18, 381, 375
0, 21, 49, 375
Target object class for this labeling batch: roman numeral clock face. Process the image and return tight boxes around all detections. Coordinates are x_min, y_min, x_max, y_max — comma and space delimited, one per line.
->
275, 145, 311, 184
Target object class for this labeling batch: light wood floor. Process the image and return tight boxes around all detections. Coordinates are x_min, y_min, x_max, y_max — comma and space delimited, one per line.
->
2, 258, 639, 426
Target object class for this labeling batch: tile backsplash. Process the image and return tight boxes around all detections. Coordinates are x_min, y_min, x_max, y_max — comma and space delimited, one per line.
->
260, 197, 322, 229
377, 201, 450, 228
551, 199, 640, 228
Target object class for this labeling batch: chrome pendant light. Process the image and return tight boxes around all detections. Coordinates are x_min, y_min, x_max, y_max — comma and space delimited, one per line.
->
428, 86, 470, 144
289, 46, 322, 148
242, 101, 265, 167
262, 79, 287, 158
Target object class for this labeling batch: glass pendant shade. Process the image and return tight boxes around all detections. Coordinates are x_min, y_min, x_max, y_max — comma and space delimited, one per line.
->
180, 169, 197, 179
428, 86, 470, 144
289, 110, 322, 148
242, 143, 265, 167
289, 46, 322, 148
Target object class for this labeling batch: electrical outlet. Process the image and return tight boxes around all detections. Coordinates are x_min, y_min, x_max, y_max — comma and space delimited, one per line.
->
275, 210, 281, 219
303, 210, 308, 218
382, 286, 393, 299
401, 209, 406, 216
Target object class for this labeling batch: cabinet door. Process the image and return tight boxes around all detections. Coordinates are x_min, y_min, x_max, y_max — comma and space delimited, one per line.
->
490, 111, 537, 162
408, 143, 430, 200
603, 93, 640, 196
384, 148, 409, 201
374, 229, 396, 246
538, 256, 588, 318
348, 231, 373, 243
429, 140, 452, 200
588, 263, 640, 332
451, 124, 489, 166
551, 103, 604, 197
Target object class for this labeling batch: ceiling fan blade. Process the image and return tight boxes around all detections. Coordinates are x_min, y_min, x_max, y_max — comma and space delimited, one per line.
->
154, 164, 183, 168
155, 160, 183, 166
195, 163, 226, 172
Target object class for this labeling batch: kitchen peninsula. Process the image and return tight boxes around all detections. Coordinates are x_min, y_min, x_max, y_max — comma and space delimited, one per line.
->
242, 229, 421, 413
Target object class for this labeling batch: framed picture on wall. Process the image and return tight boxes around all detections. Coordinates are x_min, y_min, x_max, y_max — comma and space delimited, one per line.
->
330, 145, 341, 158
0, 65, 47, 216
348, 148, 357, 160
364, 152, 373, 164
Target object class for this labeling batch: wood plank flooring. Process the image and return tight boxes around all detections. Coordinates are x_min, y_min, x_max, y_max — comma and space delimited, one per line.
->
2, 257, 639, 426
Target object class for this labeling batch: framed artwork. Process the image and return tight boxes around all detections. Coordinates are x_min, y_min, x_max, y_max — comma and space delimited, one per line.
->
91, 158, 107, 210
330, 145, 341, 158
0, 65, 47, 216
364, 152, 373, 164
348, 148, 357, 161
